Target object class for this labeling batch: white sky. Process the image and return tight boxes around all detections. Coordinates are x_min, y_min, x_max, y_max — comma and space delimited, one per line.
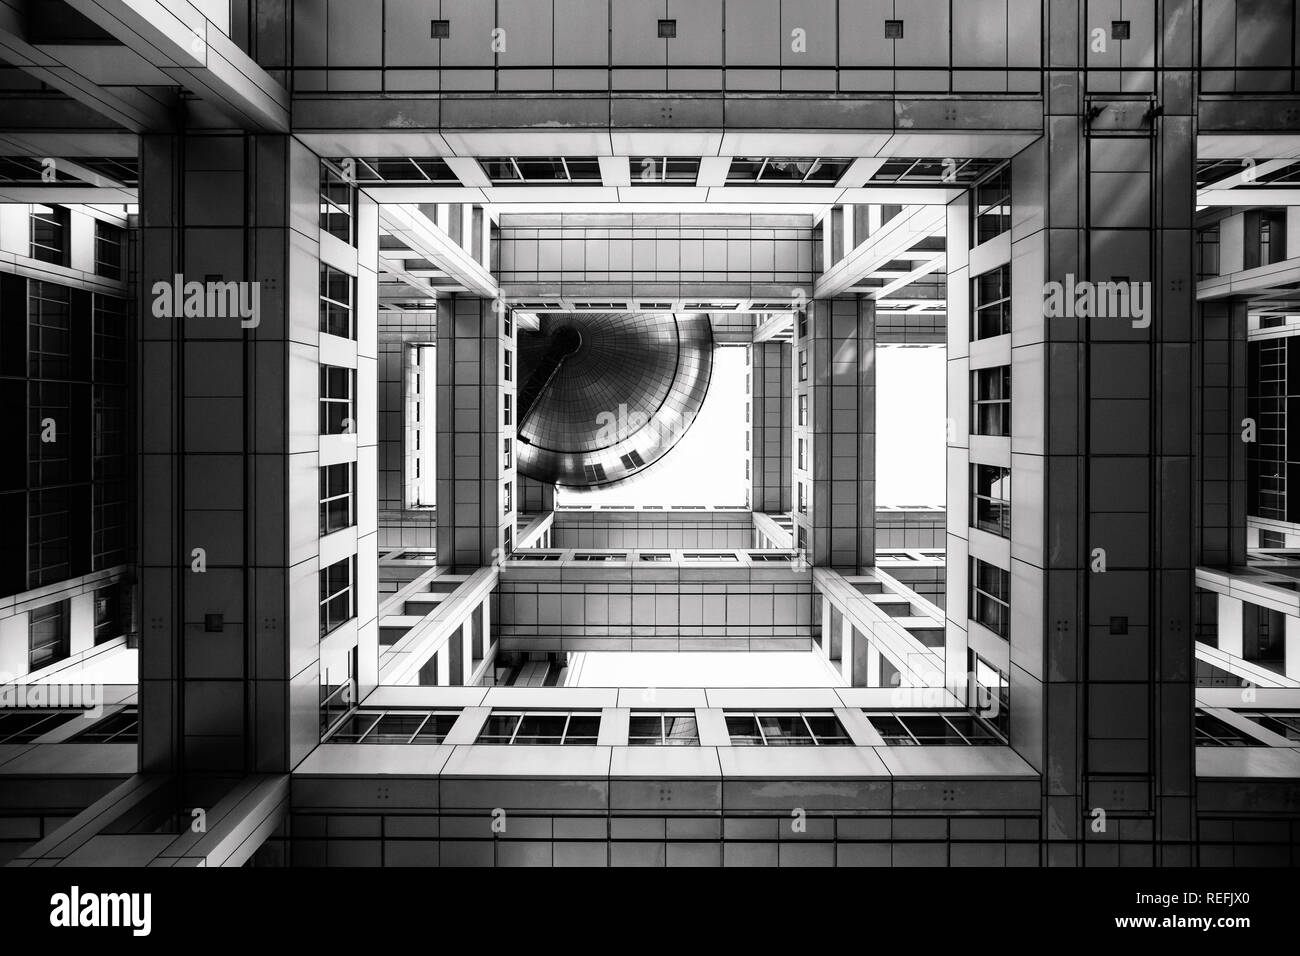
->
567, 650, 846, 687
559, 340, 946, 509
557, 344, 749, 507
875, 346, 946, 507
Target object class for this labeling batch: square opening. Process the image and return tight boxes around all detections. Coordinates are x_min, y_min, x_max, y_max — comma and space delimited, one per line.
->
1111, 20, 1130, 40
658, 19, 676, 38
884, 20, 904, 39
430, 19, 450, 39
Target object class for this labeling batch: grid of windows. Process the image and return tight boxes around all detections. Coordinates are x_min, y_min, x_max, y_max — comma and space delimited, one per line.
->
320, 161, 356, 244
319, 556, 356, 639
864, 711, 1001, 746
972, 165, 1011, 245
319, 463, 356, 536
970, 464, 1011, 538
328, 710, 460, 743
725, 712, 850, 746
319, 264, 355, 339
476, 711, 601, 745
93, 219, 124, 279
971, 366, 1011, 437
319, 366, 355, 434
628, 712, 699, 745
30, 204, 69, 264
969, 557, 1010, 638
971, 264, 1011, 340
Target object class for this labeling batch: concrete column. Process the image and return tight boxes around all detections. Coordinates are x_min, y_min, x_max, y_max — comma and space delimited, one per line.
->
866, 642, 882, 689
1020, 0, 1198, 864
751, 340, 792, 514
794, 297, 875, 571
1217, 594, 1244, 658
435, 297, 517, 568
1286, 614, 1300, 681
139, 133, 377, 785
1200, 298, 1247, 567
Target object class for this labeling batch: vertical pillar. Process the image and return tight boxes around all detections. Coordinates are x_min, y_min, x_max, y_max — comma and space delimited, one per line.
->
1200, 299, 1248, 567
139, 133, 376, 789
794, 297, 875, 571
1020, 0, 1198, 866
1216, 594, 1244, 658
1286, 615, 1300, 681
751, 340, 792, 514
436, 297, 516, 569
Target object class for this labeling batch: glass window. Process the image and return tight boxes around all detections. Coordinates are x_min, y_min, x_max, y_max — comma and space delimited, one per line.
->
970, 464, 1011, 538
69, 708, 139, 743
503, 480, 513, 515
319, 556, 355, 638
28, 600, 69, 671
969, 557, 1010, 638
319, 463, 355, 536
30, 204, 69, 264
969, 649, 1011, 738
320, 161, 356, 244
319, 366, 355, 435
971, 165, 1010, 245
93, 220, 124, 279
724, 712, 849, 746
476, 711, 602, 744
328, 710, 460, 743
798, 393, 808, 426
971, 264, 1011, 340
319, 265, 355, 339
92, 584, 122, 645
628, 712, 699, 746
1194, 713, 1260, 747
971, 366, 1011, 437
503, 393, 512, 426
864, 711, 1002, 746
1239, 711, 1300, 741
799, 349, 808, 381
726, 157, 850, 184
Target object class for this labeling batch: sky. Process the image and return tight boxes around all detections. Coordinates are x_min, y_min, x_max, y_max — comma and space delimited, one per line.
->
567, 650, 846, 687
875, 345, 947, 507
557, 344, 749, 507
557, 340, 946, 509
